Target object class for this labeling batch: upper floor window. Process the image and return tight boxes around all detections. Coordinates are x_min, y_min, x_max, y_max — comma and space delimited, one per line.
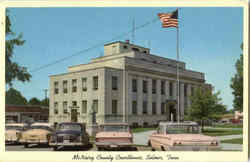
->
143, 80, 148, 93
152, 102, 157, 115
161, 103, 166, 114
143, 101, 148, 114
152, 79, 156, 94
112, 76, 118, 90
112, 100, 118, 114
132, 101, 137, 115
132, 47, 140, 52
132, 79, 137, 92
72, 101, 77, 107
169, 82, 173, 96
63, 81, 67, 94
54, 82, 59, 94
72, 79, 77, 93
93, 100, 98, 113
63, 101, 68, 114
82, 78, 87, 91
161, 80, 165, 95
82, 100, 87, 114
54, 102, 58, 114
93, 76, 98, 90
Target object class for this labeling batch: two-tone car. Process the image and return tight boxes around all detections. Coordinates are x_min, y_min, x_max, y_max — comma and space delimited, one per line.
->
18, 123, 54, 148
49, 122, 91, 151
5, 123, 28, 144
148, 121, 220, 151
95, 123, 133, 151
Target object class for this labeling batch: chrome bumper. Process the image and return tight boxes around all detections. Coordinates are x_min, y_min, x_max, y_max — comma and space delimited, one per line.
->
95, 142, 132, 148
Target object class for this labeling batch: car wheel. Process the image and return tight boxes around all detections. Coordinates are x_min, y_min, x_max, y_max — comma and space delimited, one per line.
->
24, 143, 28, 148
151, 148, 156, 151
161, 146, 165, 151
147, 141, 151, 147
97, 147, 104, 151
53, 146, 57, 151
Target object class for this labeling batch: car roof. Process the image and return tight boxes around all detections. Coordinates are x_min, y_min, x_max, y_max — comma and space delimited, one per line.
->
159, 121, 199, 126
99, 123, 129, 126
6, 123, 27, 127
31, 123, 53, 127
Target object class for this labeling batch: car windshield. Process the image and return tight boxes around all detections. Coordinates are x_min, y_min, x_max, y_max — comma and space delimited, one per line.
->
101, 125, 129, 132
58, 124, 82, 131
30, 125, 53, 131
5, 126, 23, 131
166, 125, 200, 134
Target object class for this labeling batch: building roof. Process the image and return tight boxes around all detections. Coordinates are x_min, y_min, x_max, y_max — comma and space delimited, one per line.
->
6, 105, 49, 114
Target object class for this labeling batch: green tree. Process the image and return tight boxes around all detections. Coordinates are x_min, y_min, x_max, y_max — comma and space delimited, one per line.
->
6, 88, 27, 105
6, 10, 31, 86
40, 98, 49, 107
185, 87, 227, 132
230, 43, 243, 112
28, 97, 41, 106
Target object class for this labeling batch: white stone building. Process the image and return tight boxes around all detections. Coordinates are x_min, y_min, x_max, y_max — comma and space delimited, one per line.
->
49, 41, 211, 127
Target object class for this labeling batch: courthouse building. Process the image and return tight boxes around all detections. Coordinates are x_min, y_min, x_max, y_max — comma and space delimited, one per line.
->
49, 40, 211, 127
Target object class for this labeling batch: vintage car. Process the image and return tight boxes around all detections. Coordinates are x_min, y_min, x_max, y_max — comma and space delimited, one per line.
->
5, 123, 28, 144
148, 122, 220, 151
18, 123, 54, 148
49, 122, 91, 151
95, 123, 133, 150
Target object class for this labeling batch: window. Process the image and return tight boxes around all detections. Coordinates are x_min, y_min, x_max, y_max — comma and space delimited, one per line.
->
82, 78, 87, 91
132, 79, 137, 92
132, 101, 137, 114
82, 100, 87, 114
63, 101, 68, 114
93, 76, 98, 90
161, 103, 165, 114
54, 102, 58, 114
54, 82, 59, 94
63, 81, 67, 94
161, 80, 165, 95
132, 47, 140, 52
112, 76, 118, 90
72, 79, 77, 93
123, 45, 128, 49
169, 82, 173, 96
152, 79, 156, 94
72, 101, 77, 107
143, 51, 147, 54
93, 100, 98, 113
112, 100, 118, 114
143, 80, 148, 93
152, 102, 157, 115
184, 84, 187, 97
143, 101, 147, 114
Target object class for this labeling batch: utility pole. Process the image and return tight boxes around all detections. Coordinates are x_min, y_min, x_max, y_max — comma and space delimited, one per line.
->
43, 89, 48, 106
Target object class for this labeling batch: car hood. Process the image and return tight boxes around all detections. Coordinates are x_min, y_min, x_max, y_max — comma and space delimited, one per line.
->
23, 129, 51, 136
96, 132, 132, 138
55, 130, 82, 136
5, 130, 20, 137
167, 134, 218, 142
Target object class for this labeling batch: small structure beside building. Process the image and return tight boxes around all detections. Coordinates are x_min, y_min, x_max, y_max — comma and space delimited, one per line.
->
5, 105, 49, 123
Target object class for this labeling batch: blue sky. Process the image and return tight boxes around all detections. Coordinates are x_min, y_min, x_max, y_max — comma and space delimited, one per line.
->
8, 7, 243, 109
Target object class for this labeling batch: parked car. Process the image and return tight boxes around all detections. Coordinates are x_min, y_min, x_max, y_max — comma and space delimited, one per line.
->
18, 123, 54, 148
5, 123, 28, 144
95, 123, 133, 150
148, 121, 220, 151
49, 122, 91, 151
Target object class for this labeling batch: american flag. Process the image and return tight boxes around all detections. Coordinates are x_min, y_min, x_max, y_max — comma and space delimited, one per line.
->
158, 10, 178, 28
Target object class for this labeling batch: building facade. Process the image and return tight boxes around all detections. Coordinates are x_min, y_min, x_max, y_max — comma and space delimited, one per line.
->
6, 105, 49, 123
49, 41, 211, 127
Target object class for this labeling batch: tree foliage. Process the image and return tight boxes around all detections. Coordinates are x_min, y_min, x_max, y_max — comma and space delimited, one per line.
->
6, 88, 28, 105
40, 98, 49, 107
28, 97, 41, 106
6, 11, 31, 86
185, 87, 227, 132
230, 43, 243, 111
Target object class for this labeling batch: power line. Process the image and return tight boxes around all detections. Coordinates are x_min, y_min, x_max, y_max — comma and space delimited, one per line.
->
30, 17, 159, 73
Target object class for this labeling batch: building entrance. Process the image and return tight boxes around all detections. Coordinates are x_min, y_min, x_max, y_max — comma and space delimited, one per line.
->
71, 109, 78, 122
169, 105, 177, 121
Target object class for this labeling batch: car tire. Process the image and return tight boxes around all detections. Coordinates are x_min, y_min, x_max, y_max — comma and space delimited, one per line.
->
151, 148, 155, 151
53, 146, 57, 151
161, 146, 165, 151
97, 147, 104, 151
24, 143, 28, 148
147, 141, 151, 147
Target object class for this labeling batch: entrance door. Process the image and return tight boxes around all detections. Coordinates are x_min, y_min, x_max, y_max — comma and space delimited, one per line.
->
169, 105, 177, 122
71, 109, 78, 122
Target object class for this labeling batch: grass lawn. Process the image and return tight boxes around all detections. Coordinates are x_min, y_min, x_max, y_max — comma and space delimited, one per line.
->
131, 127, 156, 133
212, 124, 243, 128
221, 138, 243, 144
203, 128, 243, 136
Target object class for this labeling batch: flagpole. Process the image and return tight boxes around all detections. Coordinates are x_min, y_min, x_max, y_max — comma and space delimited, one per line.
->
176, 9, 180, 124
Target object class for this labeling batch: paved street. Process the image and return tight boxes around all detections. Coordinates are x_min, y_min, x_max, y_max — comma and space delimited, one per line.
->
133, 130, 155, 146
